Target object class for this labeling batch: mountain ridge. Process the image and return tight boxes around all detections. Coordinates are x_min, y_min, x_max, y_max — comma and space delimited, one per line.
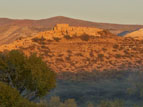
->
0, 16, 143, 45
1, 16, 143, 26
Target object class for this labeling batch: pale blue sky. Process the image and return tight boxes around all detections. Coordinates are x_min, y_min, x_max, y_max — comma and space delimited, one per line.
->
0, 0, 143, 24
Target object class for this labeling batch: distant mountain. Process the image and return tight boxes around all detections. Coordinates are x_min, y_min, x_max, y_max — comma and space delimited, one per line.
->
0, 16, 143, 44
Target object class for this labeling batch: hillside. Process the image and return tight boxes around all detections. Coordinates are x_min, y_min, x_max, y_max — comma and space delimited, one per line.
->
0, 24, 143, 72
0, 16, 143, 45
125, 28, 143, 39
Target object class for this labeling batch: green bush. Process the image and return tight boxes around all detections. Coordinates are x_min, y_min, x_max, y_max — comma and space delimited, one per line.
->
0, 82, 36, 107
0, 50, 56, 101
0, 82, 21, 107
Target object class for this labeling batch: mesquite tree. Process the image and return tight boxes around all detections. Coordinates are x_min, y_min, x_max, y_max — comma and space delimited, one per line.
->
0, 50, 56, 101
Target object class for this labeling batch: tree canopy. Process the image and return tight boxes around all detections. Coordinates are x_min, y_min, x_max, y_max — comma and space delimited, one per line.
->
0, 50, 56, 102
0, 82, 37, 107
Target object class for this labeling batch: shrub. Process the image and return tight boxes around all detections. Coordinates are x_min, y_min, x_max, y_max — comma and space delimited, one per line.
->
67, 50, 72, 53
102, 48, 107, 52
53, 37, 61, 42
97, 54, 104, 60
39, 96, 77, 107
115, 54, 122, 58
80, 34, 90, 41
64, 35, 72, 40
66, 56, 71, 61
90, 50, 94, 57
0, 82, 36, 107
113, 44, 119, 49
64, 99, 77, 107
75, 53, 83, 56
48, 96, 63, 107
0, 50, 56, 101
0, 82, 22, 107
32, 36, 46, 43
87, 102, 94, 107
97, 99, 124, 107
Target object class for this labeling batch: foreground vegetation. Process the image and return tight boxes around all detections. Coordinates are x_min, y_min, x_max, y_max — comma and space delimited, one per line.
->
1, 50, 143, 107
45, 71, 143, 107
0, 50, 56, 107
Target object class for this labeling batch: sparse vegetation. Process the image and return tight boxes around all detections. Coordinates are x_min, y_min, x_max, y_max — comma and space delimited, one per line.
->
97, 53, 104, 60
113, 44, 119, 49
1, 50, 143, 107
97, 99, 124, 107
0, 82, 36, 107
32, 36, 46, 43
1, 26, 143, 107
53, 37, 61, 42
64, 35, 72, 40
49, 71, 143, 107
115, 54, 122, 58
80, 34, 90, 41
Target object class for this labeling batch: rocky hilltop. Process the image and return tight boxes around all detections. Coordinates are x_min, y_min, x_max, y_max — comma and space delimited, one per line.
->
0, 24, 143, 72
36, 24, 115, 40
0, 16, 143, 45
0, 24, 114, 51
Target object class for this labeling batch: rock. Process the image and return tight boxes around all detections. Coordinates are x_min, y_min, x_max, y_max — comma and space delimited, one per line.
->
36, 24, 114, 40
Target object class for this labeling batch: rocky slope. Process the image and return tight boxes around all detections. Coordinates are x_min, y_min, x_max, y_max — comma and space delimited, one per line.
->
0, 16, 143, 45
0, 24, 143, 72
125, 28, 143, 39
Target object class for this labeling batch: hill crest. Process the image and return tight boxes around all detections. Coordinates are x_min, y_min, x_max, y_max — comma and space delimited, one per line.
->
0, 16, 143, 45
125, 28, 143, 39
0, 25, 143, 72
36, 24, 115, 40
0, 24, 114, 51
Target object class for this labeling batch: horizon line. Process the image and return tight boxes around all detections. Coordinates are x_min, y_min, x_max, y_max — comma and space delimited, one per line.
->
0, 16, 143, 26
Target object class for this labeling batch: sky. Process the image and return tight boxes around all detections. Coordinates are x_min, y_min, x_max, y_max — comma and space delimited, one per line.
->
0, 0, 143, 25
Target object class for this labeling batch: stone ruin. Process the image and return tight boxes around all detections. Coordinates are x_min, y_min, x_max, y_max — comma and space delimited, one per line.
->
36, 24, 106, 40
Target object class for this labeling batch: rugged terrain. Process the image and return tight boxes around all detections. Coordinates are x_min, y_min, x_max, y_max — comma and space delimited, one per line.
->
0, 16, 143, 45
0, 24, 143, 72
